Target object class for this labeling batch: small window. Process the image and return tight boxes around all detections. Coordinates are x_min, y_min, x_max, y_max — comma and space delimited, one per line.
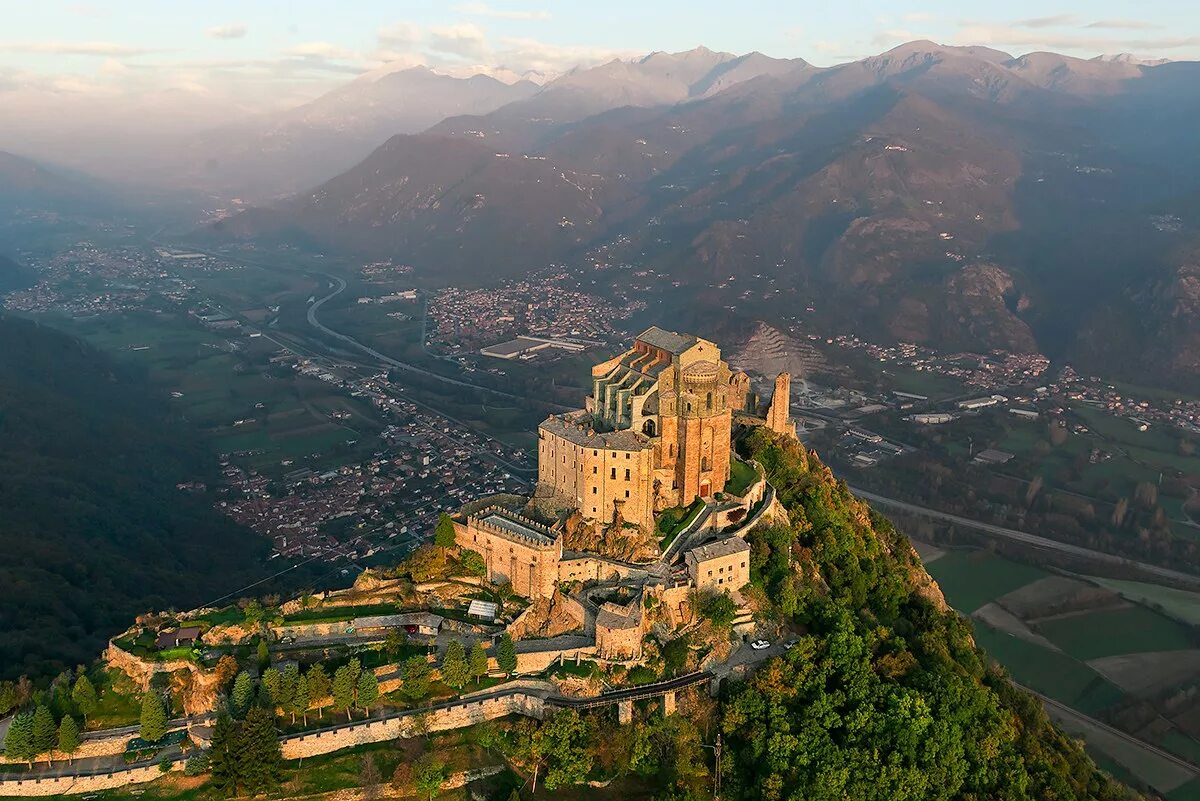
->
593, 449, 598, 456
718, 578, 724, 585
706, 391, 712, 409
624, 469, 631, 480
624, 490, 630, 498
593, 466, 598, 474
707, 570, 713, 577
591, 507, 597, 514
592, 487, 597, 494
611, 467, 616, 479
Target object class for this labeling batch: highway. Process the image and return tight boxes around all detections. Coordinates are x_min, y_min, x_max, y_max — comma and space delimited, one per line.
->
305, 274, 573, 411
850, 487, 1200, 590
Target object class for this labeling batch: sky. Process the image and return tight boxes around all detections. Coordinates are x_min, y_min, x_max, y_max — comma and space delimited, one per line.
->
2, 0, 1198, 123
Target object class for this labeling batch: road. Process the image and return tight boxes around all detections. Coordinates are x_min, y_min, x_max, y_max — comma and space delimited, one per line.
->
305, 274, 572, 412
851, 487, 1200, 590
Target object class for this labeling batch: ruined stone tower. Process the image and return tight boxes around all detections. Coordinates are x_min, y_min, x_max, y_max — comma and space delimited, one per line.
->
766, 372, 795, 438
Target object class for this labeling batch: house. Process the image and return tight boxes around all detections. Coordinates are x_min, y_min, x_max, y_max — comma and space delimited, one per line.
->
155, 626, 202, 649
685, 537, 751, 593
467, 600, 499, 622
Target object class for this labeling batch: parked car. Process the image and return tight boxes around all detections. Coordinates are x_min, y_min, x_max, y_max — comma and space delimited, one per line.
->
750, 639, 771, 650
784, 639, 799, 650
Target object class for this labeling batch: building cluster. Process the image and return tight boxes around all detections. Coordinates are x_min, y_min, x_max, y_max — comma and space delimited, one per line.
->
449, 327, 791, 661
427, 268, 635, 355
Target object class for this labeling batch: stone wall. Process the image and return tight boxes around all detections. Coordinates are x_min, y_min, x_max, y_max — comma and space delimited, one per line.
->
0, 761, 179, 796
280, 693, 546, 760
104, 641, 222, 715
557, 556, 648, 584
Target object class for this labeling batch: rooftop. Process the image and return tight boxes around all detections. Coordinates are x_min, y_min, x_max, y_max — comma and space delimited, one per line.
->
636, 326, 699, 355
539, 412, 651, 451
479, 510, 556, 545
686, 536, 751, 563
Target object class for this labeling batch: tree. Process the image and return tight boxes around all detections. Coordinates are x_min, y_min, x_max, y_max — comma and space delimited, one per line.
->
441, 640, 469, 690
139, 693, 167, 743
70, 675, 98, 724
32, 704, 57, 763
401, 655, 431, 702
413, 754, 446, 801
3, 711, 36, 767
256, 639, 270, 672
332, 659, 361, 720
384, 629, 408, 659
307, 664, 331, 717
696, 591, 737, 628
433, 513, 457, 550
497, 633, 518, 677
209, 712, 241, 797
357, 670, 380, 716
213, 655, 239, 691
239, 706, 282, 796
459, 549, 486, 577
360, 753, 382, 799
57, 715, 81, 764
261, 667, 283, 711
539, 709, 593, 790
231, 671, 254, 718
291, 673, 310, 725
469, 641, 489, 685
280, 663, 300, 720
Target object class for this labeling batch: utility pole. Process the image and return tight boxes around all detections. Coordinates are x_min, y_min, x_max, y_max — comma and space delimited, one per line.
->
714, 732, 722, 798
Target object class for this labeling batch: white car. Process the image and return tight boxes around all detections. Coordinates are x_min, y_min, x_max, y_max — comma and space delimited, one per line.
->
750, 639, 771, 650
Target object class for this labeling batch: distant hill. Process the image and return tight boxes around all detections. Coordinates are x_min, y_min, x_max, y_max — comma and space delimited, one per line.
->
0, 150, 110, 214
0, 315, 275, 679
166, 67, 541, 201
216, 41, 1200, 387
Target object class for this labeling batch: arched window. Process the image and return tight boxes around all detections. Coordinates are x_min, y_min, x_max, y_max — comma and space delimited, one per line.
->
642, 419, 656, 437
706, 391, 713, 409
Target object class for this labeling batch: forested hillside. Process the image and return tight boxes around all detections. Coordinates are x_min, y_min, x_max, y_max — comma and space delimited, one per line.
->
0, 314, 271, 679
721, 428, 1134, 800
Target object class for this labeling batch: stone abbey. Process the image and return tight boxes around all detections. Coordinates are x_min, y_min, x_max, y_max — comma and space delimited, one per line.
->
536, 326, 750, 532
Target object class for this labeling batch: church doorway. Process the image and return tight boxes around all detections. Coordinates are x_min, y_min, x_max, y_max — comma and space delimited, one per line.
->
699, 479, 712, 497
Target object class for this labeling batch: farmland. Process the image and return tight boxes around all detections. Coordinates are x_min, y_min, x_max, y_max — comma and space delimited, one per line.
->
923, 545, 1200, 800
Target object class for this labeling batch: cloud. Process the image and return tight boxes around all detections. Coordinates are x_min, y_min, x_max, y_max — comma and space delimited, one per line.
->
207, 23, 248, 40
454, 3, 550, 20
427, 23, 489, 61
903, 12, 936, 23
282, 41, 358, 61
1084, 19, 1163, 30
872, 29, 917, 45
378, 22, 421, 50
1014, 14, 1078, 28
953, 24, 1200, 54
0, 40, 161, 57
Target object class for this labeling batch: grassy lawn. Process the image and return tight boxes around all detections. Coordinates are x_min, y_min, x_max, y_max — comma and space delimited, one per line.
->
924, 550, 1049, 615
657, 500, 705, 549
726, 459, 759, 497
972, 624, 1125, 714
87, 667, 142, 730
282, 602, 408, 624
1035, 605, 1197, 661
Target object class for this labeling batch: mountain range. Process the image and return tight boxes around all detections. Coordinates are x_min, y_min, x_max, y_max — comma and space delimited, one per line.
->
212, 42, 1200, 386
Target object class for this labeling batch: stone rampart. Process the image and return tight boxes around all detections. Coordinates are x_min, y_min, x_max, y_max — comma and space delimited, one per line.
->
280, 692, 546, 759
0, 761, 179, 796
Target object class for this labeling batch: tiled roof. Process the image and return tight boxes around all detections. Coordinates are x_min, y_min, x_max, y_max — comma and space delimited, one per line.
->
686, 536, 750, 563
636, 326, 698, 355
539, 413, 651, 451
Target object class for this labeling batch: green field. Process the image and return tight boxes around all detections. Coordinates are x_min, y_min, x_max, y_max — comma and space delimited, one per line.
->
924, 550, 1049, 614
1035, 605, 1197, 660
1084, 576, 1200, 625
972, 625, 1124, 714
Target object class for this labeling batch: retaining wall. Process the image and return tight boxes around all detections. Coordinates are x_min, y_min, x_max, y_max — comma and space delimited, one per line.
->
0, 762, 178, 797
280, 692, 546, 759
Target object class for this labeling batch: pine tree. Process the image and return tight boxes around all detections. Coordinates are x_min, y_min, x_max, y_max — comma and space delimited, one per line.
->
256, 639, 270, 671
261, 667, 283, 711
441, 640, 469, 690
231, 671, 254, 718
239, 706, 281, 795
402, 656, 432, 702
57, 716, 81, 764
332, 659, 360, 720
306, 664, 331, 718
70, 675, 98, 724
356, 671, 379, 716
280, 663, 300, 720
433, 513, 457, 550
497, 633, 518, 677
32, 705, 57, 763
3, 711, 36, 767
292, 673, 310, 725
139, 693, 167, 743
209, 711, 241, 797
469, 641, 489, 685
